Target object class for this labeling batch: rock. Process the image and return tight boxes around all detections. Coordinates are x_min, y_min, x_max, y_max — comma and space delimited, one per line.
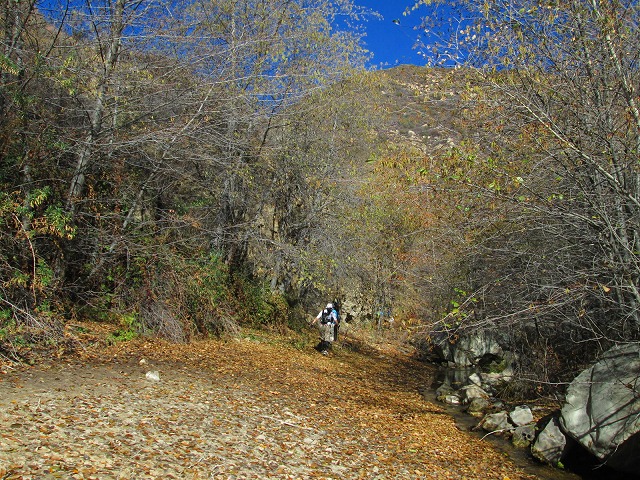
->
466, 397, 491, 417
468, 372, 482, 386
145, 371, 160, 381
512, 424, 536, 448
460, 384, 489, 404
435, 383, 456, 402
509, 405, 534, 427
531, 416, 566, 465
479, 411, 512, 434
480, 365, 514, 386
430, 330, 507, 367
449, 331, 505, 367
559, 343, 640, 474
443, 394, 461, 406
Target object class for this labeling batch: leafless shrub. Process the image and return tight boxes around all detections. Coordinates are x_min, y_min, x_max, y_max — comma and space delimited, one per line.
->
139, 299, 187, 343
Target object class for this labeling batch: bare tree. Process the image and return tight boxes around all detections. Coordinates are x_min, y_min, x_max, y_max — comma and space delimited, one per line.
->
406, 0, 640, 381
1, 0, 370, 337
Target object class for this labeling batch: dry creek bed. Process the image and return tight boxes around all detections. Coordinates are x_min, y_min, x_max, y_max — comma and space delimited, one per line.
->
0, 334, 544, 479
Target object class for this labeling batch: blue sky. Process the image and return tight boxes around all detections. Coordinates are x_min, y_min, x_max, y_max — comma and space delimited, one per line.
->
37, 0, 428, 69
355, 1, 428, 69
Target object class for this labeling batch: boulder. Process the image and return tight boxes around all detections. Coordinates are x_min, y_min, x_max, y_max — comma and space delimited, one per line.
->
512, 424, 536, 448
531, 416, 567, 465
435, 383, 456, 402
509, 405, 534, 427
430, 330, 509, 367
468, 372, 482, 386
460, 384, 490, 404
559, 343, 640, 473
480, 362, 514, 386
443, 394, 461, 406
466, 397, 491, 417
450, 331, 505, 367
479, 411, 512, 434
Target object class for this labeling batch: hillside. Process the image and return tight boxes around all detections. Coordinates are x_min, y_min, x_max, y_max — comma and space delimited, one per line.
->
371, 65, 467, 151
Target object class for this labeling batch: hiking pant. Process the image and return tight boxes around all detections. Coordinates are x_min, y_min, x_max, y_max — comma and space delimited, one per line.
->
317, 321, 335, 351
319, 322, 334, 343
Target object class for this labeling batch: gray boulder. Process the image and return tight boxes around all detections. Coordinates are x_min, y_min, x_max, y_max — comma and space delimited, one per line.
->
512, 424, 536, 448
531, 416, 567, 465
431, 330, 512, 367
479, 411, 512, 434
509, 405, 534, 427
481, 362, 515, 385
435, 383, 456, 402
449, 331, 504, 367
560, 343, 640, 473
468, 372, 482, 386
435, 382, 463, 406
460, 384, 489, 404
443, 394, 461, 406
466, 397, 491, 417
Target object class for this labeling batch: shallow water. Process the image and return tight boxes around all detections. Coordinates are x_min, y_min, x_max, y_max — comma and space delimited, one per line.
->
422, 368, 636, 480
420, 386, 581, 480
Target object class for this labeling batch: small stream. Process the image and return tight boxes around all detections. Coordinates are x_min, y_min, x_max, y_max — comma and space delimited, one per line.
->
422, 366, 630, 480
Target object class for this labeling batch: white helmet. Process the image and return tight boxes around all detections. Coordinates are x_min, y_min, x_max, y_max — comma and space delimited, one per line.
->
326, 303, 333, 309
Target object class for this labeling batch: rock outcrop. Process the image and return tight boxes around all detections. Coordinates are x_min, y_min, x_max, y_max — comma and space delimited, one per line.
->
432, 330, 506, 367
559, 343, 640, 474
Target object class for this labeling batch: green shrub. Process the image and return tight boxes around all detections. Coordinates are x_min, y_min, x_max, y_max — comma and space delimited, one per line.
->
229, 276, 291, 330
136, 253, 239, 340
106, 312, 140, 345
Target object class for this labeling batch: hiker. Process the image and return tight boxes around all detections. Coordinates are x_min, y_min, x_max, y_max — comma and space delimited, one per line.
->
332, 299, 341, 342
312, 302, 337, 355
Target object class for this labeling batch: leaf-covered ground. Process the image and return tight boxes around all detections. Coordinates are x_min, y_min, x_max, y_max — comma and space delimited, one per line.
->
1, 327, 538, 479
